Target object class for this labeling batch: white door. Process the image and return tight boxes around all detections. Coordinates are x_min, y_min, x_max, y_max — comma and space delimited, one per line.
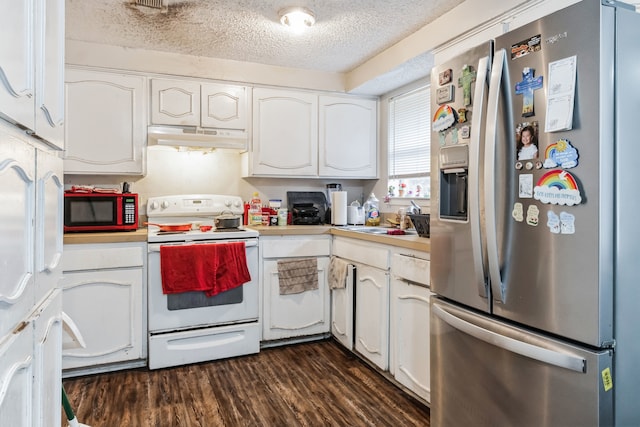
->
331, 263, 354, 350
252, 88, 318, 176
355, 263, 389, 370
150, 78, 200, 126
319, 96, 377, 178
201, 83, 248, 129
0, 135, 35, 338
263, 257, 330, 340
65, 69, 146, 174
0, 321, 35, 427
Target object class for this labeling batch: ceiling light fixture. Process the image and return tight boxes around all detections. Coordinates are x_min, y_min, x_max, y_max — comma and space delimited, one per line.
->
279, 7, 316, 32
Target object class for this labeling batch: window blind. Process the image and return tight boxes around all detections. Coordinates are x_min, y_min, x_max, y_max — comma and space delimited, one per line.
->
388, 86, 431, 179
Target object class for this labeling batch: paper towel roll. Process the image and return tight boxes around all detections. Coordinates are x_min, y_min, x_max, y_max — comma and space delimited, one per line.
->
331, 191, 348, 225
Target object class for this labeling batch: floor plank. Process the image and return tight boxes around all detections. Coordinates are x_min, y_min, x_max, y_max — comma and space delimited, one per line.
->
62, 339, 430, 426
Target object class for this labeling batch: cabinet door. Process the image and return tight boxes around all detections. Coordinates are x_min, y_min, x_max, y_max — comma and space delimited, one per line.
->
263, 257, 330, 340
34, 0, 65, 150
64, 69, 146, 175
34, 148, 63, 305
355, 264, 389, 370
331, 264, 354, 350
0, 321, 35, 427
390, 278, 431, 403
201, 83, 248, 130
150, 78, 200, 126
0, 136, 35, 338
0, 0, 36, 131
252, 88, 318, 176
319, 96, 377, 178
61, 268, 143, 369
32, 289, 62, 427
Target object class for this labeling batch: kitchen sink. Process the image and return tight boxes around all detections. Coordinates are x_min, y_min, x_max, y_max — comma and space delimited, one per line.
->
340, 226, 417, 235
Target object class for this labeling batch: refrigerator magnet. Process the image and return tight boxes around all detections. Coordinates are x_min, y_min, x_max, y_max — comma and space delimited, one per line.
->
533, 169, 582, 206
457, 108, 468, 123
460, 125, 470, 139
458, 64, 477, 106
526, 204, 540, 226
519, 174, 534, 198
515, 68, 543, 117
438, 69, 452, 85
543, 139, 579, 169
547, 211, 561, 234
510, 35, 542, 60
560, 211, 576, 234
436, 85, 454, 104
433, 104, 457, 132
512, 202, 524, 222
451, 127, 459, 144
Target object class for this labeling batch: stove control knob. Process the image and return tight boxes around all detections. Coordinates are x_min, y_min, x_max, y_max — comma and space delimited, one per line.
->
149, 201, 159, 210
161, 201, 170, 209
224, 200, 232, 208
234, 200, 242, 208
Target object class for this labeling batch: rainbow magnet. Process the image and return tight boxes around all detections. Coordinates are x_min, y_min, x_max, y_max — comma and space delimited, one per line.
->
543, 139, 579, 169
432, 104, 458, 132
533, 169, 582, 206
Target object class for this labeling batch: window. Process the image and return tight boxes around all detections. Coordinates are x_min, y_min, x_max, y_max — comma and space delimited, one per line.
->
387, 85, 431, 199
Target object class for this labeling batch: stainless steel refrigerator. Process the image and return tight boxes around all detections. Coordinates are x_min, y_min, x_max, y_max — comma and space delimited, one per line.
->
429, 1, 640, 426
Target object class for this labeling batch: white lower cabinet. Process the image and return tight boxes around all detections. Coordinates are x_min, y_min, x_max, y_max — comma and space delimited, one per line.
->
61, 242, 146, 375
390, 251, 432, 403
261, 236, 331, 341
354, 263, 389, 370
332, 236, 390, 370
330, 263, 354, 350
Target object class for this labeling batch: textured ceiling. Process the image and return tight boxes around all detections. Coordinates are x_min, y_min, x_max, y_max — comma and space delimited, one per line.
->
66, 0, 464, 94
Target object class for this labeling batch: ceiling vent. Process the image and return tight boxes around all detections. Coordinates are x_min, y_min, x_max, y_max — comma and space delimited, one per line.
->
132, 0, 168, 12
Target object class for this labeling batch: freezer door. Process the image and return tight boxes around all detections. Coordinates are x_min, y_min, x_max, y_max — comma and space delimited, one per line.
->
430, 298, 613, 427
488, 0, 616, 347
430, 42, 492, 312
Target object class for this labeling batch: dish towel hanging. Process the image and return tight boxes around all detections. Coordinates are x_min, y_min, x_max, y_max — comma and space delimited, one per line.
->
160, 242, 251, 296
328, 256, 348, 289
277, 258, 318, 295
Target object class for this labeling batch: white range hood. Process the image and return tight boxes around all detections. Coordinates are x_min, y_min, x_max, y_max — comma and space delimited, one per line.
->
147, 125, 247, 150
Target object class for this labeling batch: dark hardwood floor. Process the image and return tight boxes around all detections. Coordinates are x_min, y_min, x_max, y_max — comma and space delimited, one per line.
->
62, 339, 430, 427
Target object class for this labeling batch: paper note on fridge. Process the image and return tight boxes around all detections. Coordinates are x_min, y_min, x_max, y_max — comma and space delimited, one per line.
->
545, 56, 577, 132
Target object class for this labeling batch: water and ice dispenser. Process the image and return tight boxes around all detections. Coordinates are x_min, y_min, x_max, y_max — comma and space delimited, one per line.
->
439, 145, 468, 221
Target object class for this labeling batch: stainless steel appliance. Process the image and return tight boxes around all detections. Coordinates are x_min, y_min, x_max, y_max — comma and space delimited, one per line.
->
64, 191, 138, 232
287, 191, 328, 225
430, 2, 640, 426
146, 194, 260, 370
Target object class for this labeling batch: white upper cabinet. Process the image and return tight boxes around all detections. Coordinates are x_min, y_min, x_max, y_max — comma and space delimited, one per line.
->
151, 78, 248, 130
246, 88, 377, 178
250, 88, 318, 176
64, 68, 147, 175
0, 0, 65, 150
319, 95, 377, 178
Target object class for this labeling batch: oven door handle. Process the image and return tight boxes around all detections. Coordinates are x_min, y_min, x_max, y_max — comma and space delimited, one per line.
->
148, 239, 258, 252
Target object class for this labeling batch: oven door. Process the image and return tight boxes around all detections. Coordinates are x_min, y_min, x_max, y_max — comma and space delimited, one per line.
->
147, 239, 259, 333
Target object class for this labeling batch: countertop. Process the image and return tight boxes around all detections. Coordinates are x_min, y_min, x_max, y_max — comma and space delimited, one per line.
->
64, 225, 430, 252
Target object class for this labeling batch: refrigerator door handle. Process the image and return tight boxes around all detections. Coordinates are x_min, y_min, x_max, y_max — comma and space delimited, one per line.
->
433, 304, 587, 373
469, 55, 490, 298
484, 48, 508, 303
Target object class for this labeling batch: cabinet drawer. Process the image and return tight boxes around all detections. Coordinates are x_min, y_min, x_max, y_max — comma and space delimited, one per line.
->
391, 254, 430, 286
261, 236, 330, 258
63, 244, 145, 271
333, 237, 389, 269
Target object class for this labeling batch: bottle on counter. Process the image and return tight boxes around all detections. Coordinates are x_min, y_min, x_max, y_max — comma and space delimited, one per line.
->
248, 192, 263, 226
364, 192, 380, 226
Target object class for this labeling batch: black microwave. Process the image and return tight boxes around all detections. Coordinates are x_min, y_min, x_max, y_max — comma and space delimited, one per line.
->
64, 193, 138, 232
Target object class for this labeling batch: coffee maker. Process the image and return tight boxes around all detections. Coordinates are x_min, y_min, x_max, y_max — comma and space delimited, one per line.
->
286, 191, 328, 225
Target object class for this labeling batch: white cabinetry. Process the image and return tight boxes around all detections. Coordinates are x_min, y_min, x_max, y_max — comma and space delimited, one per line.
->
64, 68, 147, 175
61, 242, 146, 375
261, 236, 331, 341
0, 0, 65, 150
331, 263, 354, 350
0, 123, 63, 427
389, 250, 432, 403
246, 88, 377, 178
250, 88, 318, 176
319, 95, 377, 178
150, 78, 248, 130
332, 237, 390, 370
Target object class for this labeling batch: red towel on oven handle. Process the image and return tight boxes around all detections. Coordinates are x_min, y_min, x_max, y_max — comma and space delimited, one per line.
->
160, 242, 251, 296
